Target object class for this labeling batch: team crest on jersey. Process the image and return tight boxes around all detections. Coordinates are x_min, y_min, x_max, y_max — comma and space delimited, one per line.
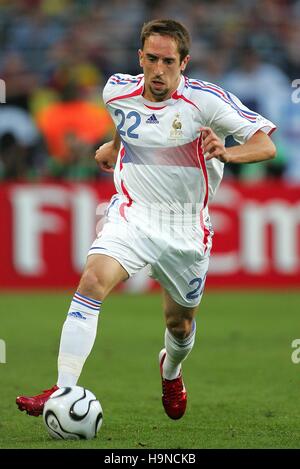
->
169, 113, 184, 139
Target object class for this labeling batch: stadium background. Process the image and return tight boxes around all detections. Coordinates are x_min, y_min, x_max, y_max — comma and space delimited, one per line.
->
0, 0, 300, 449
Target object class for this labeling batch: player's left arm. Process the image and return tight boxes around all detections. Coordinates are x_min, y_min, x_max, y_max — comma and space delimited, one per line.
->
95, 130, 120, 172
201, 127, 276, 164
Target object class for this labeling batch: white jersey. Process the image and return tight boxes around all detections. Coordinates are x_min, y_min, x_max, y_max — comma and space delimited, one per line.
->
103, 73, 276, 245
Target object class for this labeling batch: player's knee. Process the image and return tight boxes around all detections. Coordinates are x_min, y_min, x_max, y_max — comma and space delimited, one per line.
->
166, 317, 193, 340
78, 268, 106, 300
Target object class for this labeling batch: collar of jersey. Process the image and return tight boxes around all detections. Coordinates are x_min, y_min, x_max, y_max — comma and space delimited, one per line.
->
140, 75, 186, 107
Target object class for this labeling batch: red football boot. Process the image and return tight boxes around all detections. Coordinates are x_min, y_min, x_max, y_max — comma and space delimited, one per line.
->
159, 348, 187, 420
16, 385, 59, 417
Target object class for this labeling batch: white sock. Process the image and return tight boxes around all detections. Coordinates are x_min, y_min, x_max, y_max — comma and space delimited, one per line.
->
57, 291, 102, 387
163, 320, 196, 380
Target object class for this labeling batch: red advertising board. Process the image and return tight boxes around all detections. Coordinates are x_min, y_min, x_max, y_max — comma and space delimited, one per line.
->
0, 181, 299, 289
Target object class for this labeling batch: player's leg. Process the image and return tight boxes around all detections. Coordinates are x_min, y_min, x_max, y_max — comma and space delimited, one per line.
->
16, 254, 128, 416
157, 289, 198, 420
161, 289, 198, 381
57, 254, 129, 388
152, 237, 209, 419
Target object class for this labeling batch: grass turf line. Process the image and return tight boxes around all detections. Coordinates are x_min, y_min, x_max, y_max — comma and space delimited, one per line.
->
0, 291, 299, 449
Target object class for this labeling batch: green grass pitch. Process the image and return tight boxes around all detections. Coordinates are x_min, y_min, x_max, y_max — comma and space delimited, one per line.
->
0, 290, 299, 449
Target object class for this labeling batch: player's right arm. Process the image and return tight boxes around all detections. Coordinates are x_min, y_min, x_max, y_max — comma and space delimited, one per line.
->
95, 131, 120, 173
96, 73, 143, 172
95, 73, 138, 173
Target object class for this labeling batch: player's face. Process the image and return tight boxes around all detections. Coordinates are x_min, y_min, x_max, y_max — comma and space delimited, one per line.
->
139, 34, 190, 102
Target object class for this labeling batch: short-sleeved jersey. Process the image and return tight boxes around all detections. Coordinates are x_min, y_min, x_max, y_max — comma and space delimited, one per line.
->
103, 74, 276, 242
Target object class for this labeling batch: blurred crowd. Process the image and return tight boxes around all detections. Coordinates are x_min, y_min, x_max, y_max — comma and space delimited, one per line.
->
0, 0, 299, 182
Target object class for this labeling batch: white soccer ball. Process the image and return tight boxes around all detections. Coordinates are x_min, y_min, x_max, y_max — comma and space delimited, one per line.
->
43, 386, 103, 440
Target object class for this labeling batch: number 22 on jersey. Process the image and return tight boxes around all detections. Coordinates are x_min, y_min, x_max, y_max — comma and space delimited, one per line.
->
114, 109, 141, 139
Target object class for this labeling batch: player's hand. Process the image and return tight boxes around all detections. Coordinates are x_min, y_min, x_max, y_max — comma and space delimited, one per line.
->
200, 127, 230, 163
95, 141, 118, 173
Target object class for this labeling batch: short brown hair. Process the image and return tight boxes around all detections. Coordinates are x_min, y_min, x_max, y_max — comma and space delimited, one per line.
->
141, 19, 190, 62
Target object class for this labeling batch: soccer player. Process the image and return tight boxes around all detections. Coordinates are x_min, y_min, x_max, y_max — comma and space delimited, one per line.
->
16, 19, 276, 420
